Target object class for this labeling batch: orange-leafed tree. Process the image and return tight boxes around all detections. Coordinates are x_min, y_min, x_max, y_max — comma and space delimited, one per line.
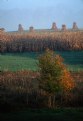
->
38, 49, 75, 108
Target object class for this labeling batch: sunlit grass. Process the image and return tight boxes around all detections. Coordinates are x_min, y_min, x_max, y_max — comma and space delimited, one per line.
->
0, 51, 83, 72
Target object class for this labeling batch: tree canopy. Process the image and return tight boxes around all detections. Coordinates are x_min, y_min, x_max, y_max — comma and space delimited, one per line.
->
38, 49, 75, 94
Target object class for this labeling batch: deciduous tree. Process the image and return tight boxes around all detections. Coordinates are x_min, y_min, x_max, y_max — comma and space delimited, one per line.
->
38, 49, 75, 108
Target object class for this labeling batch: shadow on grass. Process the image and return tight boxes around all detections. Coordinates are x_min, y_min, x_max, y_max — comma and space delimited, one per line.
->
0, 108, 83, 121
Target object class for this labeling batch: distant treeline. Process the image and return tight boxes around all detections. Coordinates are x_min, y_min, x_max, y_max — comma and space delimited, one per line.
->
0, 31, 83, 52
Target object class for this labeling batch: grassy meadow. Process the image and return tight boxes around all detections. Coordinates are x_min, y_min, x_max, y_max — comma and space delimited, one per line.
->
0, 51, 83, 72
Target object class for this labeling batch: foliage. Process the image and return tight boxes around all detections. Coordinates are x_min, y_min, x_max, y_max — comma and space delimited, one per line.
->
38, 49, 75, 107
38, 49, 74, 93
0, 70, 83, 111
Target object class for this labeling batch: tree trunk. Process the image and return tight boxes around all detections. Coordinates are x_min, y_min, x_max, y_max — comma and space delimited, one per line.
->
52, 95, 55, 108
48, 95, 52, 108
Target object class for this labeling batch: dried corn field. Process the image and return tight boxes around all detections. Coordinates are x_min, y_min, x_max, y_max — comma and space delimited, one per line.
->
0, 31, 83, 52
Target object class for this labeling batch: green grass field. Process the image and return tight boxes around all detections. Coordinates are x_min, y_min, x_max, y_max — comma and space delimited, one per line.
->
0, 108, 83, 121
0, 51, 83, 72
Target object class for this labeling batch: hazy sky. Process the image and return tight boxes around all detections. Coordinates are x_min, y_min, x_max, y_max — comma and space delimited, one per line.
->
0, 0, 83, 31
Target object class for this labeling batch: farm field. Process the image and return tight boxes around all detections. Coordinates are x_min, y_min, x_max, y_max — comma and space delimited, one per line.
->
0, 108, 83, 121
0, 51, 83, 72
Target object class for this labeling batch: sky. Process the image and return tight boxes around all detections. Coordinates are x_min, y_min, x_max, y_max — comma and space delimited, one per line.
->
0, 0, 83, 31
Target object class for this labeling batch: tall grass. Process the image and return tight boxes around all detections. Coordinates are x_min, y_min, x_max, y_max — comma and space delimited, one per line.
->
0, 70, 83, 111
0, 31, 83, 52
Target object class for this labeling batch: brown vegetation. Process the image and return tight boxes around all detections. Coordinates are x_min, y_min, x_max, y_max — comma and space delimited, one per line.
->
0, 31, 83, 52
0, 70, 83, 111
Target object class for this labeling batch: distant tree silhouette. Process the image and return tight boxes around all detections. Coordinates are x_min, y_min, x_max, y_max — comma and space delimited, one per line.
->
18, 24, 24, 32
29, 26, 34, 32
51, 22, 58, 31
72, 22, 78, 30
62, 24, 67, 31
